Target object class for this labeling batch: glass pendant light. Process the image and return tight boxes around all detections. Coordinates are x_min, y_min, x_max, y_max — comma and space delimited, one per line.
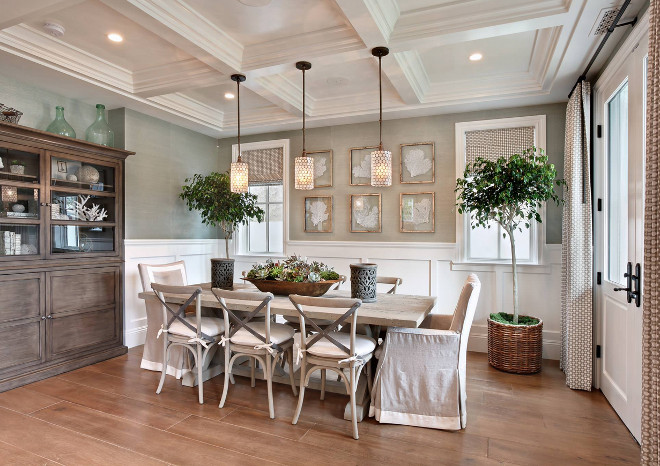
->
370, 46, 392, 187
230, 74, 249, 193
294, 61, 314, 190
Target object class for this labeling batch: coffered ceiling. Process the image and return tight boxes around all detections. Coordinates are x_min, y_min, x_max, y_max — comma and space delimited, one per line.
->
0, 0, 645, 137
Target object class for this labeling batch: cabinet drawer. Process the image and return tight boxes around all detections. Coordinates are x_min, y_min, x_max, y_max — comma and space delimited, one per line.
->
0, 273, 43, 323
48, 307, 117, 358
49, 267, 117, 315
0, 320, 43, 372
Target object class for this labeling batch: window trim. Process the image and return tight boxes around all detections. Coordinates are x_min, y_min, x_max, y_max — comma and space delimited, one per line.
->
232, 139, 289, 258
454, 115, 547, 264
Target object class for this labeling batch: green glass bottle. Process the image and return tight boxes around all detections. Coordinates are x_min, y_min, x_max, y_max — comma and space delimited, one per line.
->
85, 104, 114, 147
45, 106, 76, 138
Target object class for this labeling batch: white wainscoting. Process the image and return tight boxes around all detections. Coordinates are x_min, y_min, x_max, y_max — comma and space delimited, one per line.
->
123, 239, 561, 359
123, 239, 221, 348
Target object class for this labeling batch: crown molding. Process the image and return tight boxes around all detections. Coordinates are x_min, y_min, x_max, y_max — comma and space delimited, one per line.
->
385, 50, 430, 104
364, 0, 400, 43
148, 93, 224, 130
334, 0, 400, 47
251, 74, 305, 115
133, 59, 221, 98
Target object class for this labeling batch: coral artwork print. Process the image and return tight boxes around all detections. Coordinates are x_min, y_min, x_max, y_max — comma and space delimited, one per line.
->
404, 148, 432, 178
354, 199, 379, 228
314, 157, 327, 179
309, 200, 328, 226
412, 198, 432, 224
352, 154, 371, 179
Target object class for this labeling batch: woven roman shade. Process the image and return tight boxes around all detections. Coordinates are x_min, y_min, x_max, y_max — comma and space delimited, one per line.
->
240, 147, 284, 185
465, 126, 535, 165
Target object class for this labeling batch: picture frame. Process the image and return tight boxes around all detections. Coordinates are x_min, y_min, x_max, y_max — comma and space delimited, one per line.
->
57, 160, 68, 173
350, 193, 381, 233
305, 150, 333, 188
304, 196, 333, 233
400, 192, 435, 233
349, 146, 378, 186
400, 142, 435, 184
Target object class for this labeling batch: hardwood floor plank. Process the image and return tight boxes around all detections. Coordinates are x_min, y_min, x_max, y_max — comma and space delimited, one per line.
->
218, 407, 315, 440
0, 440, 61, 465
0, 406, 163, 465
0, 385, 62, 414
32, 402, 273, 466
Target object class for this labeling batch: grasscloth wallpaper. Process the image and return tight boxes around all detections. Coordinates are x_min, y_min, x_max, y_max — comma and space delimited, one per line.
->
218, 103, 566, 244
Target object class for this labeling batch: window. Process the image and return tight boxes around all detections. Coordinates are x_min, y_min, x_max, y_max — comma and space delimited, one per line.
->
455, 115, 546, 263
234, 139, 288, 256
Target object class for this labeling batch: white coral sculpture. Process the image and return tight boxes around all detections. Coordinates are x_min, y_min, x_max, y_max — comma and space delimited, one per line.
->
309, 200, 329, 226
354, 199, 379, 228
73, 195, 108, 222
352, 154, 370, 179
404, 148, 432, 178
314, 157, 327, 179
412, 198, 432, 225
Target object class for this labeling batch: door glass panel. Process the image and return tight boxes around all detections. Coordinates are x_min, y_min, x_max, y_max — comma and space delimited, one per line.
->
0, 224, 39, 256
51, 225, 114, 253
1, 185, 40, 219
0, 147, 40, 183
607, 82, 629, 285
50, 157, 114, 193
50, 192, 114, 222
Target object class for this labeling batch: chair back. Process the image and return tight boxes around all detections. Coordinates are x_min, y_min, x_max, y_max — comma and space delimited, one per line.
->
289, 294, 362, 358
450, 274, 481, 338
377, 276, 402, 294
212, 289, 275, 347
331, 275, 347, 290
151, 283, 204, 341
138, 261, 187, 292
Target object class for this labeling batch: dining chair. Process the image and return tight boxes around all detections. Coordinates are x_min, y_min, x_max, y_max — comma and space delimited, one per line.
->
370, 274, 481, 430
289, 294, 376, 440
151, 283, 226, 404
212, 288, 297, 419
138, 261, 192, 378
377, 276, 402, 294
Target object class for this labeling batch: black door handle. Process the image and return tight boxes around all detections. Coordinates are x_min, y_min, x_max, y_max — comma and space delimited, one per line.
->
614, 262, 641, 307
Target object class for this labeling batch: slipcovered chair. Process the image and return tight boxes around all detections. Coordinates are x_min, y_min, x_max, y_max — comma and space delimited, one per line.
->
289, 294, 376, 440
212, 289, 297, 419
151, 283, 226, 404
138, 261, 193, 378
370, 274, 481, 430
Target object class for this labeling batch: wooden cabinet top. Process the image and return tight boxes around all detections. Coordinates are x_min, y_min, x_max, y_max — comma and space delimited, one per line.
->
0, 122, 134, 160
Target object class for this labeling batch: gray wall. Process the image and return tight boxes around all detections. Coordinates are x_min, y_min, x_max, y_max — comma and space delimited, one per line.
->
218, 103, 566, 244
110, 108, 222, 239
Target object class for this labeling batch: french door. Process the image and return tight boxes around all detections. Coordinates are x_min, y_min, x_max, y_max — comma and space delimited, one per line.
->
594, 29, 648, 443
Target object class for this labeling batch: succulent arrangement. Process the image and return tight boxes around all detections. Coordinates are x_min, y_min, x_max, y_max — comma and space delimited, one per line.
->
246, 255, 340, 283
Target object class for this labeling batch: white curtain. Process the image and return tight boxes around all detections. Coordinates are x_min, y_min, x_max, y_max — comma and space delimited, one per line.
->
560, 80, 593, 391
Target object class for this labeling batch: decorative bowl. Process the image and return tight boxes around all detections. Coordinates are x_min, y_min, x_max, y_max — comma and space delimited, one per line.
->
242, 278, 341, 297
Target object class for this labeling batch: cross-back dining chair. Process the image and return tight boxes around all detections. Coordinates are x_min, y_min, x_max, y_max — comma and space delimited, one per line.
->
289, 294, 376, 440
151, 283, 226, 404
212, 288, 297, 419
377, 276, 402, 294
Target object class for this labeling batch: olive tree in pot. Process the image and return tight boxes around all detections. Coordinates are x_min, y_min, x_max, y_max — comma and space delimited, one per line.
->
180, 172, 264, 289
456, 147, 564, 374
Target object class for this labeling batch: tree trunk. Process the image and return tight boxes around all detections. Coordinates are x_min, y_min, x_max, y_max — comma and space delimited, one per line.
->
508, 227, 519, 324
225, 237, 229, 259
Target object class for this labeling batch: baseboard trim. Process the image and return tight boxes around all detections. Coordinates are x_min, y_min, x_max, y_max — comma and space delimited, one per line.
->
124, 325, 147, 348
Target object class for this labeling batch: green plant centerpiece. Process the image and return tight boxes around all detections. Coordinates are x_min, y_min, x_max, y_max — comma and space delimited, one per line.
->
455, 147, 564, 373
244, 255, 341, 296
180, 172, 264, 258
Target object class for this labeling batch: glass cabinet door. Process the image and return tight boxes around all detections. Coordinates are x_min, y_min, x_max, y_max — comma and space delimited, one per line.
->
50, 156, 114, 192
0, 147, 41, 183
51, 225, 114, 254
0, 224, 40, 257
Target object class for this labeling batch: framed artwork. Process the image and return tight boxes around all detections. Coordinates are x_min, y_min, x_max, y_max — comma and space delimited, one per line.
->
400, 142, 435, 184
305, 150, 332, 188
400, 192, 435, 233
349, 146, 378, 186
304, 196, 332, 233
350, 194, 381, 233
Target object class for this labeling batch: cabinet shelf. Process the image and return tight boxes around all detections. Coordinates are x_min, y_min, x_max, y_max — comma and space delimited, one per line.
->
49, 186, 116, 198
50, 220, 116, 227
51, 178, 113, 191
0, 172, 38, 182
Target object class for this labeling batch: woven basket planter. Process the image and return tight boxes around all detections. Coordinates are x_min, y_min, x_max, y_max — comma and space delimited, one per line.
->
487, 317, 543, 374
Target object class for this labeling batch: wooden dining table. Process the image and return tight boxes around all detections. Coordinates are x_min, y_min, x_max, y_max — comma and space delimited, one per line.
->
138, 282, 437, 421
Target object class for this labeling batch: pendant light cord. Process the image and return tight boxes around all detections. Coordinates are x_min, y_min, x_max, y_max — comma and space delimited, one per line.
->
236, 78, 241, 162
302, 67, 306, 154
378, 55, 383, 151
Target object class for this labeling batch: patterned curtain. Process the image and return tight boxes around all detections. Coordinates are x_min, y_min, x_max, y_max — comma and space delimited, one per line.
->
643, 1, 660, 462
560, 80, 593, 391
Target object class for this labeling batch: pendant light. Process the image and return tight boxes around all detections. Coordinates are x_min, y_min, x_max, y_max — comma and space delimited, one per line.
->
370, 46, 392, 187
294, 61, 314, 190
230, 73, 249, 193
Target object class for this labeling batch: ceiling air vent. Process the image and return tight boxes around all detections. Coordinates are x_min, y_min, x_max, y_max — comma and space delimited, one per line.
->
594, 7, 620, 35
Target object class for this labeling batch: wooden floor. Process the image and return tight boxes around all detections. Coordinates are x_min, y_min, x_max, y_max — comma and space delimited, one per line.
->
0, 348, 640, 465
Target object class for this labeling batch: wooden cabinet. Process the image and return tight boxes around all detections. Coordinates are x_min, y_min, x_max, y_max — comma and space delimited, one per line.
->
0, 122, 132, 392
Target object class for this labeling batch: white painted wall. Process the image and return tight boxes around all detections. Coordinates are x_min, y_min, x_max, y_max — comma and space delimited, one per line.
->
124, 239, 561, 359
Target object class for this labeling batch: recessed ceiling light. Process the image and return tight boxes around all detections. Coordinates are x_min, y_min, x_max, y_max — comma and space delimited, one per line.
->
107, 33, 123, 43
224, 92, 235, 99
469, 53, 483, 62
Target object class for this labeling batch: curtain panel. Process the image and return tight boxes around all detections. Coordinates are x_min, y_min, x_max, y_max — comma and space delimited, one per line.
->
643, 1, 660, 462
560, 80, 593, 391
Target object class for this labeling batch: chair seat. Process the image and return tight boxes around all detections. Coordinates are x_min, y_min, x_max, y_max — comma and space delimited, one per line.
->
230, 322, 295, 347
294, 332, 376, 359
169, 316, 225, 339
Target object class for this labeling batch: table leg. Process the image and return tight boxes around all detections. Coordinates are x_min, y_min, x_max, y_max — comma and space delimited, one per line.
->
181, 344, 224, 387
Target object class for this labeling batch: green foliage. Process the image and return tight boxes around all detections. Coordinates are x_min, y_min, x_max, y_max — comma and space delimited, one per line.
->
247, 255, 338, 283
10, 160, 22, 165
490, 312, 540, 326
180, 172, 264, 258
455, 147, 565, 236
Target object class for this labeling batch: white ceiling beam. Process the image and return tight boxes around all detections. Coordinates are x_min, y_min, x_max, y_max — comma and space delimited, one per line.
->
0, 0, 86, 30
333, 0, 400, 47
132, 59, 220, 98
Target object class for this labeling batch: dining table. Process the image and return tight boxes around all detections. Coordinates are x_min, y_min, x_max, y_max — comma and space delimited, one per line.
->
138, 282, 437, 421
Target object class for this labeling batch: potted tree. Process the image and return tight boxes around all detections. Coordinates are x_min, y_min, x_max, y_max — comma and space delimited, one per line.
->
455, 147, 564, 374
180, 172, 264, 289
